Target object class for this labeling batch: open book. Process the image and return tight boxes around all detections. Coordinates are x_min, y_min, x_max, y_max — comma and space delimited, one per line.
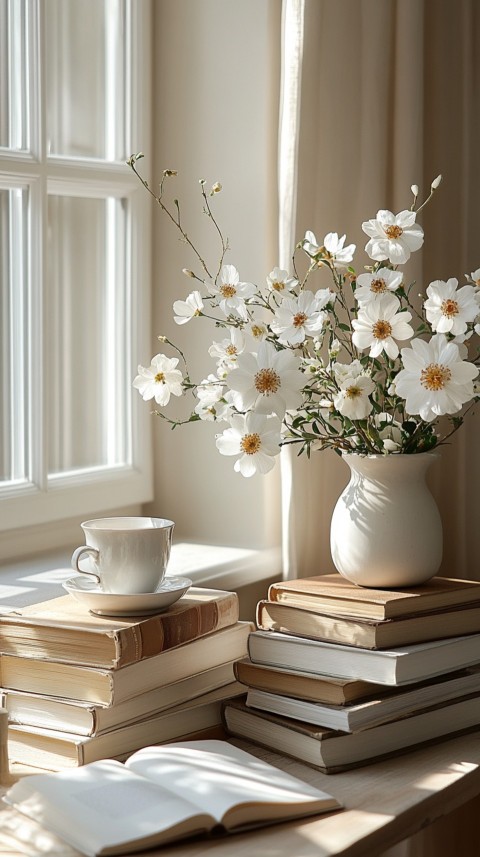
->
3, 739, 341, 856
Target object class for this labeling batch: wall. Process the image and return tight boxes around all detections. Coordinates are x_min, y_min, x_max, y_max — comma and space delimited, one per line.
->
147, 0, 282, 552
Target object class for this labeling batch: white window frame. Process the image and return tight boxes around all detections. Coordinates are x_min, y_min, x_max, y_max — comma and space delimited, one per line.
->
0, 1, 153, 547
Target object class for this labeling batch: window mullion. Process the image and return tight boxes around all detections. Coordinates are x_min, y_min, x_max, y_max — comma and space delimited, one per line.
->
9, 187, 28, 482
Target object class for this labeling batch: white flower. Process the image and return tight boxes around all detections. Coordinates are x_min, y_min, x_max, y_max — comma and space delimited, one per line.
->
333, 359, 365, 383
303, 230, 322, 256
375, 413, 403, 453
266, 267, 297, 294
352, 294, 414, 359
208, 328, 246, 372
303, 230, 355, 266
395, 334, 479, 421
333, 370, 375, 420
270, 290, 327, 345
215, 412, 282, 477
355, 268, 403, 305
424, 278, 478, 336
194, 375, 224, 420
467, 268, 480, 286
173, 290, 204, 325
362, 210, 424, 264
247, 321, 268, 341
209, 264, 256, 320
315, 287, 336, 308
226, 340, 305, 419
323, 232, 356, 266
133, 354, 184, 406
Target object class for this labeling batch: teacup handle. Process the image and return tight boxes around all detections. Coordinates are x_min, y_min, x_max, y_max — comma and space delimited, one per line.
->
71, 546, 101, 585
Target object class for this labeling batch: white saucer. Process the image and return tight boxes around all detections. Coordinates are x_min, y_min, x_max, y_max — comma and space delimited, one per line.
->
62, 575, 192, 617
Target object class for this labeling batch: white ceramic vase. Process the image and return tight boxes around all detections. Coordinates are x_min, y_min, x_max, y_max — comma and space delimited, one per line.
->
330, 452, 443, 588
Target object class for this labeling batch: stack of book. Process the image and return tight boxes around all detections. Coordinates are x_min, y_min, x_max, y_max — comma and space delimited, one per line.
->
223, 574, 480, 773
0, 586, 252, 771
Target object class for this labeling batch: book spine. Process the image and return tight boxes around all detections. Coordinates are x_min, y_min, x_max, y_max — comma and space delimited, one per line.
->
257, 601, 379, 649
118, 592, 240, 666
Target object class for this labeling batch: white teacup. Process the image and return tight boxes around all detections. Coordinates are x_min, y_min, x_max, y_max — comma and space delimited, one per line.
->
71, 517, 175, 594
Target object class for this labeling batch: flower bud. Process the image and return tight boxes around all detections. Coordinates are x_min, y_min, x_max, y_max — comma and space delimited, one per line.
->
210, 182, 222, 195
329, 338, 341, 358
163, 169, 177, 177
157, 335, 167, 343
431, 174, 442, 190
411, 184, 419, 196
182, 269, 195, 278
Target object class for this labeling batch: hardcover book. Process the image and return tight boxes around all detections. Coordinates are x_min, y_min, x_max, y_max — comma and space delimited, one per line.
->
0, 621, 253, 705
0, 587, 239, 668
256, 599, 480, 649
248, 629, 480, 686
244, 666, 480, 733
267, 575, 480, 620
1, 660, 237, 737
4, 740, 341, 856
234, 658, 388, 705
6, 684, 246, 770
223, 694, 480, 773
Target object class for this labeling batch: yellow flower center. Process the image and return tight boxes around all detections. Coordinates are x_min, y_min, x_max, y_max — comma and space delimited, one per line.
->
372, 320, 393, 340
226, 345, 238, 355
384, 224, 403, 239
254, 368, 281, 395
293, 312, 308, 328
441, 298, 459, 318
420, 363, 452, 391
220, 284, 236, 298
241, 433, 261, 455
154, 372, 165, 383
345, 384, 362, 399
370, 277, 387, 293
251, 324, 264, 339
271, 281, 285, 292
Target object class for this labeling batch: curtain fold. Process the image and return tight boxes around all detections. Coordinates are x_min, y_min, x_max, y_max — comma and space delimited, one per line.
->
279, 2, 480, 853
280, 0, 480, 583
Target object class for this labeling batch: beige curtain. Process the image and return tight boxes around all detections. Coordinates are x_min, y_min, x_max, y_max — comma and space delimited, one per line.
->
282, 0, 480, 583
280, 2, 480, 854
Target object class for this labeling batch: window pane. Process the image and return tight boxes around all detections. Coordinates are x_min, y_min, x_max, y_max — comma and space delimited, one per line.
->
0, 187, 29, 484
45, 0, 127, 160
47, 195, 129, 475
0, 0, 29, 150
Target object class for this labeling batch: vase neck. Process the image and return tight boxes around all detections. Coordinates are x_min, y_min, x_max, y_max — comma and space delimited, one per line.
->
343, 453, 439, 484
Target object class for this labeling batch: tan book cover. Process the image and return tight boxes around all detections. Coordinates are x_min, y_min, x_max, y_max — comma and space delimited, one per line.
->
0, 587, 239, 668
256, 599, 480, 649
234, 658, 386, 705
268, 575, 480, 620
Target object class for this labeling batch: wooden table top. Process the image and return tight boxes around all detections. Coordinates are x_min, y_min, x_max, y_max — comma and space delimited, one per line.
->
1, 731, 480, 857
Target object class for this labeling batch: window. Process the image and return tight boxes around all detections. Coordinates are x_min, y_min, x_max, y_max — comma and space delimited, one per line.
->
0, 0, 152, 543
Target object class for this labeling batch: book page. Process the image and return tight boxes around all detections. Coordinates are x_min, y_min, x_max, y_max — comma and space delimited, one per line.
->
126, 739, 340, 829
3, 759, 213, 856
